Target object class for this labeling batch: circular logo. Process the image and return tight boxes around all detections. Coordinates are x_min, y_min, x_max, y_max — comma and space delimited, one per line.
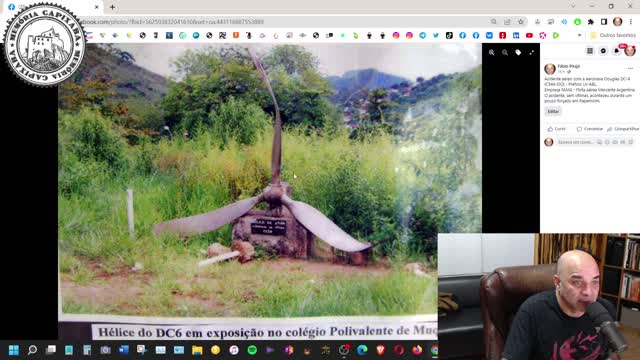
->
229, 345, 239, 355
338, 344, 350, 355
393, 344, 405, 355
430, 345, 439, 356
247, 345, 257, 356
3, 3, 85, 86
356, 345, 368, 355
210, 345, 221, 355
412, 345, 423, 355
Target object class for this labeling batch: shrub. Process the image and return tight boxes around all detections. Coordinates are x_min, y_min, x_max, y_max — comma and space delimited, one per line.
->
59, 108, 129, 171
209, 96, 271, 149
133, 140, 157, 175
58, 154, 108, 196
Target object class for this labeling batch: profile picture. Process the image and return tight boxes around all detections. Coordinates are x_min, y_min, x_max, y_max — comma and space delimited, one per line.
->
613, 17, 623, 26
544, 63, 556, 75
544, 137, 554, 147
625, 46, 636, 57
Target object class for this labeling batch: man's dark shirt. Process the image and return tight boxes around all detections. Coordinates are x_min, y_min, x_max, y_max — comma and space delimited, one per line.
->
502, 289, 617, 360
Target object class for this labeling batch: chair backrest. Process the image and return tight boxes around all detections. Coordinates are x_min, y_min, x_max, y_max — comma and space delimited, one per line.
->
479, 263, 557, 360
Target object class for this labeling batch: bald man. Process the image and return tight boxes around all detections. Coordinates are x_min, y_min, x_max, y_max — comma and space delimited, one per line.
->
501, 250, 618, 360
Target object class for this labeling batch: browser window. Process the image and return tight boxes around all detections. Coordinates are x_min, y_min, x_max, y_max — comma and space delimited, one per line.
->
1, 0, 638, 358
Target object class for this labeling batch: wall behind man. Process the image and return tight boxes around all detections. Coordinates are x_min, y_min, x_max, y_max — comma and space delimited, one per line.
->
438, 233, 535, 276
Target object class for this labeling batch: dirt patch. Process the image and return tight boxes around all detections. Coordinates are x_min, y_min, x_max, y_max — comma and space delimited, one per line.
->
61, 261, 152, 308
267, 258, 391, 276
61, 273, 148, 308
61, 258, 397, 315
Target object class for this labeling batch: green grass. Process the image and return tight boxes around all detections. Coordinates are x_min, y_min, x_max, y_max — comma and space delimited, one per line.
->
62, 301, 119, 314
247, 270, 436, 317
60, 256, 436, 317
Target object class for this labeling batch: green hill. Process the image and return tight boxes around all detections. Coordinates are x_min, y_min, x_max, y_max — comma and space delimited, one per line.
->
60, 44, 168, 103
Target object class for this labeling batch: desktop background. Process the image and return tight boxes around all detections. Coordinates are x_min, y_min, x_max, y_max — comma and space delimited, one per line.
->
57, 43, 480, 317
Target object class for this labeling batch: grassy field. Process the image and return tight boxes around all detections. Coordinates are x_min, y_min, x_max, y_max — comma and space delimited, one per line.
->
58, 111, 440, 317
61, 257, 437, 317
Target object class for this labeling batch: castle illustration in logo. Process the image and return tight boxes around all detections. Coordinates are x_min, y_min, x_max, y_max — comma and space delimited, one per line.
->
22, 27, 70, 71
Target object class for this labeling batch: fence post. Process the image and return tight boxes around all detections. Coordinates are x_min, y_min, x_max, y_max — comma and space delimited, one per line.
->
127, 189, 135, 239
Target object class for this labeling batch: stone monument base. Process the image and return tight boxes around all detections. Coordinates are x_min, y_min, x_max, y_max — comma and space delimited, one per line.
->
230, 182, 370, 264
232, 210, 312, 259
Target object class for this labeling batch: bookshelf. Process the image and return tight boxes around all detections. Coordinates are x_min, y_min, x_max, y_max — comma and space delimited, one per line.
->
602, 234, 640, 328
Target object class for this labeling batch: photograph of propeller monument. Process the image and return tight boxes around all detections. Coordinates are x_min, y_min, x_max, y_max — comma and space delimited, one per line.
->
58, 43, 481, 317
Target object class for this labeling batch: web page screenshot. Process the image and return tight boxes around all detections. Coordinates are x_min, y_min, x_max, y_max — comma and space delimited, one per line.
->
0, 0, 638, 359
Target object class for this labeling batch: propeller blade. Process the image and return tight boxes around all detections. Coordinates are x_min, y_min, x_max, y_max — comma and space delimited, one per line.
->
153, 195, 263, 237
280, 194, 372, 252
248, 48, 282, 185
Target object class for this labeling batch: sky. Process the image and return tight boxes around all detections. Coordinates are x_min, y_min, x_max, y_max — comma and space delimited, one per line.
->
116, 43, 480, 82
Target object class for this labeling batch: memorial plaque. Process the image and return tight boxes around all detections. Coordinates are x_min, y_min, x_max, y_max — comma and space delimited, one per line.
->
251, 219, 287, 236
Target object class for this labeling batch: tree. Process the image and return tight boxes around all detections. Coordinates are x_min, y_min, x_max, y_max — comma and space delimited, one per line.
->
172, 49, 216, 78
365, 88, 395, 123
262, 45, 318, 76
162, 58, 265, 134
267, 68, 335, 129
349, 88, 399, 138
59, 108, 128, 171
209, 96, 271, 149
59, 79, 154, 145
59, 80, 116, 111
163, 46, 338, 134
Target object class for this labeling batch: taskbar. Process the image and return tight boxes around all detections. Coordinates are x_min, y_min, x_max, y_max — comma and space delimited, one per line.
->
1, 340, 439, 359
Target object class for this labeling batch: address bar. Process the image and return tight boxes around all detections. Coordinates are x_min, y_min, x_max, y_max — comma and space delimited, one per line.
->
80, 17, 266, 26
78, 15, 526, 28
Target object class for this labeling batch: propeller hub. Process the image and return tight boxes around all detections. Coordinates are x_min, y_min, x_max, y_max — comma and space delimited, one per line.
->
263, 183, 286, 204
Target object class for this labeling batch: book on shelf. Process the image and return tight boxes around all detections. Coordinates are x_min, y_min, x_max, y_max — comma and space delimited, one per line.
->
607, 237, 625, 267
621, 273, 640, 301
624, 239, 630, 268
624, 239, 640, 270
632, 277, 640, 301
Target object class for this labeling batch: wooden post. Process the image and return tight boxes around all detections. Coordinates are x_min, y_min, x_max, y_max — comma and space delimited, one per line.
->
127, 189, 134, 239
